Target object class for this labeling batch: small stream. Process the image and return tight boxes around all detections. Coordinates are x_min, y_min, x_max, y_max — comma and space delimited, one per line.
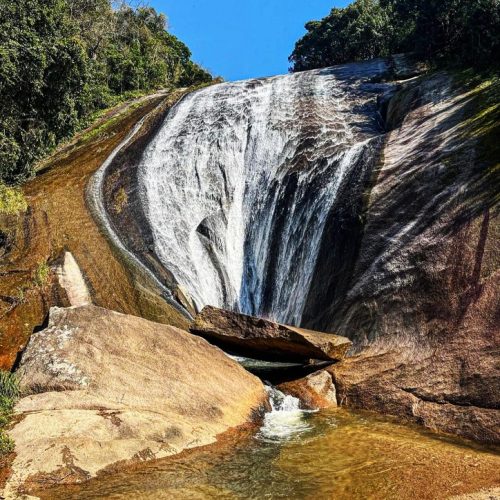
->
40, 389, 500, 500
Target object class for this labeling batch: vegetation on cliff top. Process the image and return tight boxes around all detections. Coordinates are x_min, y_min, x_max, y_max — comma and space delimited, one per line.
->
289, 0, 500, 72
0, 0, 213, 185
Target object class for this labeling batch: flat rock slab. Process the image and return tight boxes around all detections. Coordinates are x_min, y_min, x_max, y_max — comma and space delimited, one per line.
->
190, 306, 352, 363
5, 305, 266, 496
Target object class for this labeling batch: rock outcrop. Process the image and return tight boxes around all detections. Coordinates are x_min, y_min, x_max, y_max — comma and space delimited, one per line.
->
278, 370, 337, 409
190, 306, 352, 363
328, 346, 500, 443
55, 251, 91, 307
0, 93, 191, 372
124, 61, 498, 442
5, 305, 266, 496
300, 71, 500, 443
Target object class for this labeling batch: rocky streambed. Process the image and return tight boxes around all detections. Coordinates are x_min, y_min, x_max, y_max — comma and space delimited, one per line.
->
4, 303, 500, 498
33, 408, 500, 500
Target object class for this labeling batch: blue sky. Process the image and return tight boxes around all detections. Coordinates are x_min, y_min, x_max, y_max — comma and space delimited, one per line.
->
148, 0, 350, 81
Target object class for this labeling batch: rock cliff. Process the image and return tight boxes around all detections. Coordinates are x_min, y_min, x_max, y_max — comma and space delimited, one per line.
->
307, 72, 499, 442
122, 62, 499, 443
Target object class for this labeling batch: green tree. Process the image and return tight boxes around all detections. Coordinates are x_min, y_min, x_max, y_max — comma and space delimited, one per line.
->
0, 0, 88, 183
290, 0, 500, 72
289, 0, 392, 71
0, 0, 213, 184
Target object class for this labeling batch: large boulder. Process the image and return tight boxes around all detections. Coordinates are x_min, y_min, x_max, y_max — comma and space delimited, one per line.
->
190, 306, 352, 363
5, 305, 266, 496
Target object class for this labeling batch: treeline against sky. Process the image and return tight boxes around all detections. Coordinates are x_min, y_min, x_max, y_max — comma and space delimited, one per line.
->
0, 0, 212, 184
290, 0, 500, 71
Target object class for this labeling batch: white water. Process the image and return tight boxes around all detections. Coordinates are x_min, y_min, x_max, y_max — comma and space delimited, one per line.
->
258, 385, 314, 442
139, 60, 387, 325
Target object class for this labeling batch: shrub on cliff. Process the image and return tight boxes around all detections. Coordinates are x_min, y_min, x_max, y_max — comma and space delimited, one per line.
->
0, 183, 28, 215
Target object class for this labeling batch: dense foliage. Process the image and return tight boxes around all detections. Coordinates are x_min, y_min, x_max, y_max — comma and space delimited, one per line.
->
0, 0, 212, 184
289, 0, 500, 72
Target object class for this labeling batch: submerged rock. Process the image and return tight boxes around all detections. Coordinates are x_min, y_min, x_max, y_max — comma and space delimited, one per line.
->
190, 306, 352, 363
278, 369, 337, 409
5, 305, 266, 495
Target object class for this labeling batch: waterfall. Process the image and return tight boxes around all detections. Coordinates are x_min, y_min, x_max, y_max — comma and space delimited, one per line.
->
139, 60, 387, 325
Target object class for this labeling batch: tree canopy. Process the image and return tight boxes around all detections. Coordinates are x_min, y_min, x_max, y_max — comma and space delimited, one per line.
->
289, 0, 500, 72
0, 0, 212, 184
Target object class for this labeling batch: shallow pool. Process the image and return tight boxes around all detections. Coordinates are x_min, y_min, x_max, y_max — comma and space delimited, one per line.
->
39, 393, 500, 500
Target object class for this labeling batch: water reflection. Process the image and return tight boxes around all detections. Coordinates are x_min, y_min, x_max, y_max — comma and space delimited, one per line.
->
39, 409, 500, 500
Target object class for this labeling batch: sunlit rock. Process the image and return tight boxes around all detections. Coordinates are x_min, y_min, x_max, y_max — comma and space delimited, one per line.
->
278, 369, 337, 409
190, 305, 352, 363
6, 305, 266, 495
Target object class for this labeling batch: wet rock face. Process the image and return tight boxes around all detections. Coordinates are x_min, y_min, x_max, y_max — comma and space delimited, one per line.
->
308, 71, 499, 349
314, 72, 499, 442
0, 95, 191, 372
278, 370, 337, 410
190, 306, 352, 363
310, 72, 499, 443
138, 59, 390, 324
7, 305, 266, 495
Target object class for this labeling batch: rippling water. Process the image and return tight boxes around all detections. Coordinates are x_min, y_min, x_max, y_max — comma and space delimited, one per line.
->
40, 407, 500, 500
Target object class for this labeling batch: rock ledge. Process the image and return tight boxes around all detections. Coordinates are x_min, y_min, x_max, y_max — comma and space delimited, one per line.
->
190, 306, 352, 363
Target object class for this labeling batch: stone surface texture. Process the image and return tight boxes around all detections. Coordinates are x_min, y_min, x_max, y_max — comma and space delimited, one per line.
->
5, 305, 266, 496
278, 369, 337, 409
302, 72, 499, 443
190, 306, 352, 362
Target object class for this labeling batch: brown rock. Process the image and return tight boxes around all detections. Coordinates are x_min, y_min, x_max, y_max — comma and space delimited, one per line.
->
299, 72, 500, 444
278, 370, 337, 409
5, 305, 266, 496
0, 93, 192, 371
328, 348, 500, 444
190, 306, 352, 363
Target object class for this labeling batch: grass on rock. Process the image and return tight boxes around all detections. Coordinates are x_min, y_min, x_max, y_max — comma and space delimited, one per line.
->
0, 371, 20, 455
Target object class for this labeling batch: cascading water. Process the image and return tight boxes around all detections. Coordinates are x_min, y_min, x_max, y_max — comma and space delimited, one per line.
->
258, 385, 314, 442
139, 60, 388, 325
